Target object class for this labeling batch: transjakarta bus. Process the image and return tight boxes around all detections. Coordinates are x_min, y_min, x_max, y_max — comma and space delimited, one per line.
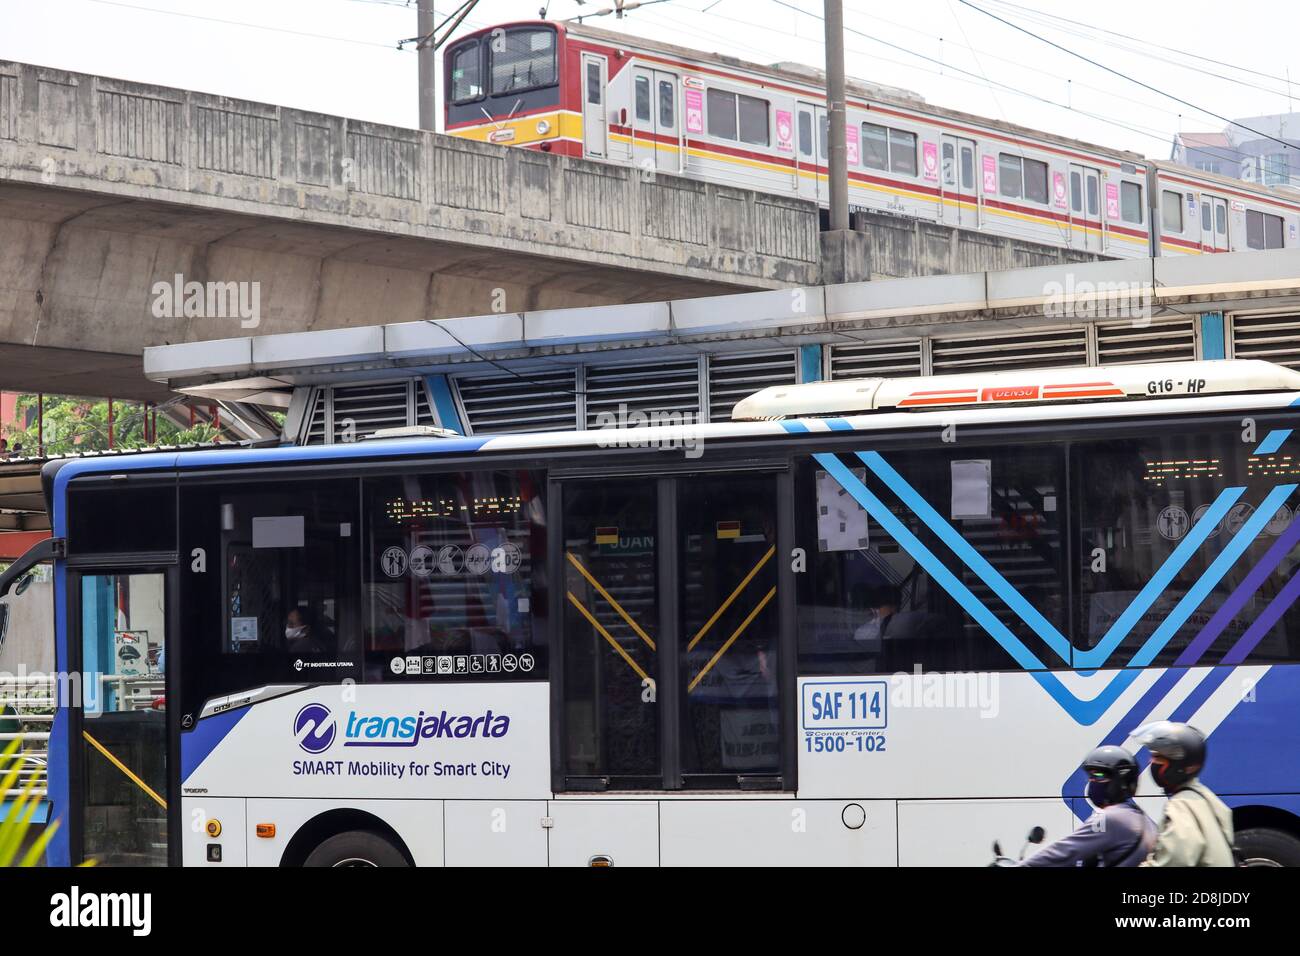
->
11, 359, 1300, 866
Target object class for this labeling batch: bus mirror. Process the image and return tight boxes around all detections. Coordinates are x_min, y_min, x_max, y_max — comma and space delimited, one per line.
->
0, 604, 9, 647
14, 573, 33, 596
1027, 826, 1046, 845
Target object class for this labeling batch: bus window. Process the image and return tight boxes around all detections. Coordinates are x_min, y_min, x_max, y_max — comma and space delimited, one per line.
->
177, 479, 360, 720
362, 470, 546, 682
79, 571, 168, 865
1073, 426, 1300, 666
68, 483, 176, 554
562, 479, 660, 785
678, 473, 779, 780
796, 445, 1067, 675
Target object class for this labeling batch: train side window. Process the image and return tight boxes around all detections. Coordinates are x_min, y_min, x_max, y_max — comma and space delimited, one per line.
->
1087, 176, 1099, 216
960, 145, 974, 189
1201, 198, 1213, 232
942, 141, 956, 185
586, 61, 602, 105
798, 111, 813, 157
862, 122, 888, 170
737, 94, 769, 146
706, 88, 737, 140
634, 76, 650, 122
1247, 209, 1285, 249
998, 153, 1022, 198
659, 80, 674, 128
1070, 171, 1082, 213
1215, 202, 1227, 235
818, 114, 828, 161
1022, 158, 1048, 204
1162, 190, 1183, 233
1120, 181, 1143, 224
889, 128, 917, 176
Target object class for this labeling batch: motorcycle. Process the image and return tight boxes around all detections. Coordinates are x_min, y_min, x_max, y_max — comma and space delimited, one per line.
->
989, 826, 1045, 867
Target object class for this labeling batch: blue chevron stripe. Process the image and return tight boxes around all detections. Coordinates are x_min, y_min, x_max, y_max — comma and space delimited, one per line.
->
859, 450, 1243, 668
813, 454, 1288, 724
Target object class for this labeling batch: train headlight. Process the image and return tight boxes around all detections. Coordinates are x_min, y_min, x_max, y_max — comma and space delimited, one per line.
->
536, 120, 551, 135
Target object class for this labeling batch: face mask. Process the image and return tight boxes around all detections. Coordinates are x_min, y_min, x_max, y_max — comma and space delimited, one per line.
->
286, 625, 307, 640
1086, 779, 1112, 808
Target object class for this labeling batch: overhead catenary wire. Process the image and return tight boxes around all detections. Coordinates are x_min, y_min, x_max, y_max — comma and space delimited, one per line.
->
955, 0, 1297, 153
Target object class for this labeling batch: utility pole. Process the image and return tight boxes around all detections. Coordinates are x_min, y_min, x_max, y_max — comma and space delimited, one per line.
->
824, 0, 849, 232
417, 1, 437, 131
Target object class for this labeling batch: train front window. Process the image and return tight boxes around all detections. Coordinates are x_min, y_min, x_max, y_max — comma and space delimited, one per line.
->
449, 40, 483, 103
489, 27, 557, 95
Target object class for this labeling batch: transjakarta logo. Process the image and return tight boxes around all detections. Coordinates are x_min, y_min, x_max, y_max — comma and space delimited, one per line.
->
293, 703, 511, 751
295, 703, 337, 754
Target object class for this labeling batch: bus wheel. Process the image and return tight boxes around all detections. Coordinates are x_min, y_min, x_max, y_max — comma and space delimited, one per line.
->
1235, 827, 1300, 867
303, 830, 410, 867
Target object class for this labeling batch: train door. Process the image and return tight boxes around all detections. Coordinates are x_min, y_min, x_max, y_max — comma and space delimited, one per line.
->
630, 67, 680, 173
581, 52, 608, 160
941, 135, 978, 229
1069, 163, 1103, 252
555, 471, 788, 795
796, 101, 827, 204
1201, 194, 1229, 252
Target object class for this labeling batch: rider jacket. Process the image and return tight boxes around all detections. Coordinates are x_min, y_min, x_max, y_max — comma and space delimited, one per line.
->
1019, 801, 1156, 867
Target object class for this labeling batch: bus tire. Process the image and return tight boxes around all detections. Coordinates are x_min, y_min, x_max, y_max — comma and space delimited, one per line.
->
303, 830, 410, 867
1235, 827, 1300, 867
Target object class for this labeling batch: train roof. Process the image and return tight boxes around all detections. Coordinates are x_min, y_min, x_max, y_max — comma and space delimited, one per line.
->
558, 20, 1148, 168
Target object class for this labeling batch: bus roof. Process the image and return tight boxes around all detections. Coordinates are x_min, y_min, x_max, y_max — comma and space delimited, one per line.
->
731, 360, 1300, 420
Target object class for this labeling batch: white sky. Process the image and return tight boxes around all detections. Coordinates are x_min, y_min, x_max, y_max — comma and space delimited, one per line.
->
1, 0, 1298, 164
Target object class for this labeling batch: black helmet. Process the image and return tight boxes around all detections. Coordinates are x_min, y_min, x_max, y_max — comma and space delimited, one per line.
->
1131, 721, 1206, 791
1081, 745, 1140, 806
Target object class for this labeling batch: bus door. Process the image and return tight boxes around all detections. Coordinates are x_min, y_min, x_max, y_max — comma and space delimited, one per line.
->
556, 470, 787, 795
71, 569, 173, 865
1070, 163, 1103, 251
1201, 193, 1229, 251
581, 52, 608, 160
795, 101, 827, 204
630, 67, 680, 173
941, 134, 978, 229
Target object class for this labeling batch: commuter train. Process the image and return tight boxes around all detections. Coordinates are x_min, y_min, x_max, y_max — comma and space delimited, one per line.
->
444, 20, 1300, 259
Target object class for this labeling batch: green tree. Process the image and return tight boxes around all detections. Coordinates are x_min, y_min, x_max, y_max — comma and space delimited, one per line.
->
7, 395, 221, 455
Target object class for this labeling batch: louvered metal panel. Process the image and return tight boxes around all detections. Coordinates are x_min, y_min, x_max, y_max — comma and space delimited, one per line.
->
1097, 318, 1196, 365
1231, 313, 1300, 369
585, 359, 701, 429
415, 380, 436, 427
301, 389, 328, 445
331, 381, 411, 442
829, 339, 924, 380
931, 327, 1088, 374
455, 370, 579, 435
708, 351, 798, 422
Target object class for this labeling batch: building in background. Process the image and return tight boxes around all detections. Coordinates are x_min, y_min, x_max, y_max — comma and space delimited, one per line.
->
1173, 112, 1300, 188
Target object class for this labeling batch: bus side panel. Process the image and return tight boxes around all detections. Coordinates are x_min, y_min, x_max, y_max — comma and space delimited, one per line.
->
657, 799, 897, 866
796, 665, 1275, 801
181, 682, 550, 800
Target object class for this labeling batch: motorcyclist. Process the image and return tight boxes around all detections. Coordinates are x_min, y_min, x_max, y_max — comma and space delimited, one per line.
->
1020, 745, 1156, 867
1133, 721, 1236, 867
